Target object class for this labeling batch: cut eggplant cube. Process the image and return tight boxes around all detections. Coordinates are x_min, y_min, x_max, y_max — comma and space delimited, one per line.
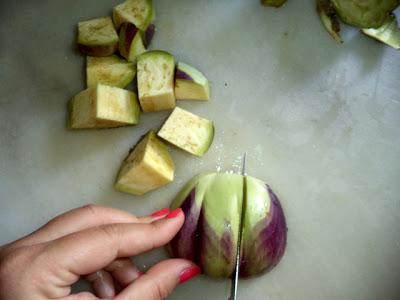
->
119, 22, 146, 62
175, 62, 210, 101
78, 17, 119, 57
69, 84, 140, 129
87, 56, 136, 88
137, 50, 176, 112
158, 107, 214, 157
113, 0, 154, 31
115, 131, 175, 195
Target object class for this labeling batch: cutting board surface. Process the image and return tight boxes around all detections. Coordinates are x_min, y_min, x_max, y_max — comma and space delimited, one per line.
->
1, 1, 400, 299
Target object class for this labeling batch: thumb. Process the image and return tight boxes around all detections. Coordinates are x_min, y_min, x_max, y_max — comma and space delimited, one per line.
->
116, 259, 201, 300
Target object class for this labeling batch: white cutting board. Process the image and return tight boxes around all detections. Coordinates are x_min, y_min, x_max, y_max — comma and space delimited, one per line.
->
1, 0, 399, 299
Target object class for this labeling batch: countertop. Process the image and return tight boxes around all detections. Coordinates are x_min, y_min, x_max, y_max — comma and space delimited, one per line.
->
1, 1, 400, 299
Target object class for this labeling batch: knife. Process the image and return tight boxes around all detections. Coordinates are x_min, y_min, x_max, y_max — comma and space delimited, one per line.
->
229, 153, 246, 300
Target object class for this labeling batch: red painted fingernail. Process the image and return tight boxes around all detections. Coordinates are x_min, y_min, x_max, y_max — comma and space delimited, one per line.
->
151, 208, 171, 217
167, 208, 182, 219
179, 266, 201, 284
137, 271, 145, 277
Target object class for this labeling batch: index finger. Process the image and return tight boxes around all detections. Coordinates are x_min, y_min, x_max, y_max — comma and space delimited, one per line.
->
13, 205, 139, 247
43, 209, 184, 283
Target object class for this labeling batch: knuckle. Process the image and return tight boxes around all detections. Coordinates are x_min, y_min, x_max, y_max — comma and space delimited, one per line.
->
99, 223, 121, 240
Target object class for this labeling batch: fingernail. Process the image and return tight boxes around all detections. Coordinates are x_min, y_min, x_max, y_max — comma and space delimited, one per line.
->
179, 266, 201, 284
167, 208, 182, 219
138, 271, 145, 277
151, 208, 171, 217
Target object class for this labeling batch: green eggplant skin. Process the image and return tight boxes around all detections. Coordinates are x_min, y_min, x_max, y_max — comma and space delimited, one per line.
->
168, 173, 287, 278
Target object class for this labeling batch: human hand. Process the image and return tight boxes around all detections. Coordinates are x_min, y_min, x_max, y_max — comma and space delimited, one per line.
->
0, 205, 200, 300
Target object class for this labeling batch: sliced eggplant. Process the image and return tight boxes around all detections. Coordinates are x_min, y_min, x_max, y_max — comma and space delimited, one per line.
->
158, 107, 214, 157
113, 0, 154, 31
119, 22, 146, 62
86, 56, 136, 88
69, 84, 140, 129
137, 50, 176, 112
77, 17, 119, 56
175, 62, 210, 101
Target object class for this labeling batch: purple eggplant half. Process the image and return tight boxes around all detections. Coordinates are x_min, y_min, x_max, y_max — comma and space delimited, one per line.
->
168, 173, 287, 278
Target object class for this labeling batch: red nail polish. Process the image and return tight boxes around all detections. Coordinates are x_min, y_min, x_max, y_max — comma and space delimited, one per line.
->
179, 266, 201, 284
167, 208, 182, 219
151, 208, 171, 217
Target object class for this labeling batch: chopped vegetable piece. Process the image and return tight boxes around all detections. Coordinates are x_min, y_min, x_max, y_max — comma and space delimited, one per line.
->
113, 0, 154, 31
69, 84, 140, 129
175, 62, 210, 101
137, 50, 176, 112
86, 56, 136, 88
77, 17, 119, 56
119, 22, 146, 62
317, 0, 343, 43
158, 107, 214, 157
331, 0, 399, 29
362, 14, 400, 50
115, 131, 174, 195
261, 0, 287, 7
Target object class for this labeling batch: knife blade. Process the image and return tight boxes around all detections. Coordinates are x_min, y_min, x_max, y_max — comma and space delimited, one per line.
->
229, 153, 246, 300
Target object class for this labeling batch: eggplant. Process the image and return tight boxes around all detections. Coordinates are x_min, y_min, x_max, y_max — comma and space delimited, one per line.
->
137, 50, 176, 112
86, 56, 136, 88
362, 14, 400, 50
77, 17, 119, 57
168, 173, 287, 278
330, 0, 399, 29
175, 62, 210, 101
158, 107, 214, 157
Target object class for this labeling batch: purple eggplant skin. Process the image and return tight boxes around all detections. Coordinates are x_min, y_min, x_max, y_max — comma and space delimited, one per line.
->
144, 24, 155, 48
168, 173, 287, 278
175, 68, 194, 81
168, 188, 200, 262
240, 185, 287, 277
119, 22, 140, 57
168, 173, 243, 278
